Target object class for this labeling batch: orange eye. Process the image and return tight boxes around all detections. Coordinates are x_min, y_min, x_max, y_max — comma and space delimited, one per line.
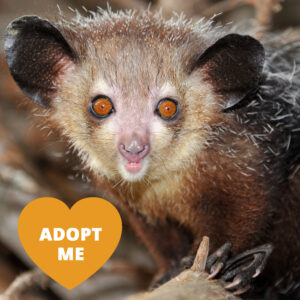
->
157, 99, 178, 120
90, 96, 114, 118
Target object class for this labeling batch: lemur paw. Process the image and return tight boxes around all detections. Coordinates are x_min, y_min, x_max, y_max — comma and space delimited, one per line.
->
207, 243, 274, 295
206, 242, 232, 279
150, 243, 273, 295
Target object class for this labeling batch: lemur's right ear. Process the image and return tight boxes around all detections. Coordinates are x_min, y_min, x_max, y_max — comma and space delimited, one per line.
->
4, 16, 78, 107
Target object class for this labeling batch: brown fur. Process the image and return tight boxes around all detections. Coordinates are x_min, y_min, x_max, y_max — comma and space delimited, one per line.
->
4, 9, 300, 297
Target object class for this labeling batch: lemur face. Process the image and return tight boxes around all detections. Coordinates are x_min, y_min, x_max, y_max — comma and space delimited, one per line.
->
4, 12, 264, 183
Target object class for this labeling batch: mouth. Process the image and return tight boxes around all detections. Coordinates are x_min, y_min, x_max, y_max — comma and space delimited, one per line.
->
126, 161, 143, 173
119, 157, 149, 182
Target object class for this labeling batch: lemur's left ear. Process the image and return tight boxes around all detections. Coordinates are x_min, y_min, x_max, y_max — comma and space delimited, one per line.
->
192, 34, 265, 110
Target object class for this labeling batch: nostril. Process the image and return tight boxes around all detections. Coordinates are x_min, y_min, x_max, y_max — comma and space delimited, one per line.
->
120, 144, 130, 153
137, 145, 145, 154
119, 144, 130, 160
138, 144, 149, 155
137, 144, 150, 159
119, 143, 150, 160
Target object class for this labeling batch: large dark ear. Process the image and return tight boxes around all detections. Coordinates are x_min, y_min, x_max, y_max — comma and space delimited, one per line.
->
193, 34, 265, 110
4, 16, 78, 107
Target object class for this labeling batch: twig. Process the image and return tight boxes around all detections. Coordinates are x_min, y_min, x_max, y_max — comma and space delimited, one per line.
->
254, 0, 284, 29
248, 0, 285, 39
109, 0, 147, 10
156, 0, 242, 19
0, 269, 50, 300
201, 0, 242, 18
201, 0, 284, 37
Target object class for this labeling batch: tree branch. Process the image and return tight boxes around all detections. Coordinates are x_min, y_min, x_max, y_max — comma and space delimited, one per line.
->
0, 269, 49, 300
127, 237, 240, 300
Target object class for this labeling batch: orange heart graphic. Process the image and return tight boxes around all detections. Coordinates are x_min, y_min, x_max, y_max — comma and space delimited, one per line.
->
18, 197, 122, 289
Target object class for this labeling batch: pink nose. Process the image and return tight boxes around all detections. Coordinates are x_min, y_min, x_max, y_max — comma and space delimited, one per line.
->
119, 139, 150, 162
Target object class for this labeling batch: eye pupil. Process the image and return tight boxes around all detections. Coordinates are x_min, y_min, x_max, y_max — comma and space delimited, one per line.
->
157, 99, 178, 120
90, 96, 113, 118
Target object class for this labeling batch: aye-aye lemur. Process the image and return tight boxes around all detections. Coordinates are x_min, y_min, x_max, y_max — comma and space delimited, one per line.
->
4, 8, 300, 298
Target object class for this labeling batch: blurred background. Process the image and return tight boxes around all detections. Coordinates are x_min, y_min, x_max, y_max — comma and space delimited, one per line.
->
0, 0, 299, 299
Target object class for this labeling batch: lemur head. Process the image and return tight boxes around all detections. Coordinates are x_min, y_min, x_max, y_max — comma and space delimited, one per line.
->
4, 10, 264, 183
